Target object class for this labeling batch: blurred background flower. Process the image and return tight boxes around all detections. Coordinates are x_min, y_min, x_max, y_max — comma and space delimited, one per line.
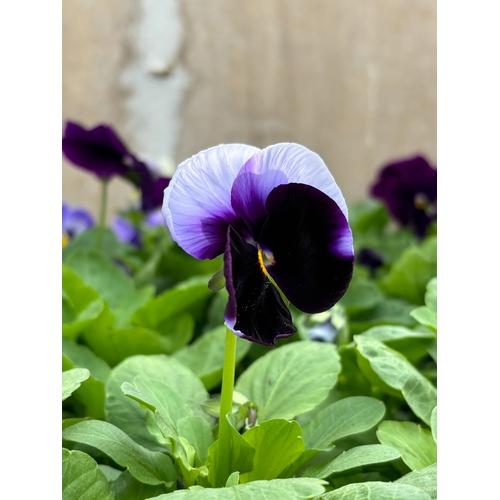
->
370, 155, 437, 238
62, 203, 95, 247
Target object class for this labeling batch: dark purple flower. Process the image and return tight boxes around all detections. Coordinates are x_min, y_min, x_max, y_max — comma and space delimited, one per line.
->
112, 216, 141, 247
62, 121, 171, 211
62, 202, 95, 245
62, 121, 134, 178
357, 248, 384, 276
163, 143, 354, 346
370, 155, 437, 238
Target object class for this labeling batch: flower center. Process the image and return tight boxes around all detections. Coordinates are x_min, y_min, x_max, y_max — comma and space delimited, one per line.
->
257, 245, 275, 275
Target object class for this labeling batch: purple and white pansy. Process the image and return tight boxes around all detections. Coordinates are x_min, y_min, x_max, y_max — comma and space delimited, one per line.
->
162, 143, 354, 346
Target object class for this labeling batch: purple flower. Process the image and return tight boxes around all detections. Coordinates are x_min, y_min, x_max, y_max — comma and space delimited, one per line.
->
62, 203, 95, 245
112, 216, 141, 247
62, 121, 134, 178
370, 155, 437, 238
162, 143, 354, 346
62, 121, 170, 211
356, 247, 384, 276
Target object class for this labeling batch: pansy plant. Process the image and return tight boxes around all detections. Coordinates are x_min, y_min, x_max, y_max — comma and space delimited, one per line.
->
162, 142, 354, 485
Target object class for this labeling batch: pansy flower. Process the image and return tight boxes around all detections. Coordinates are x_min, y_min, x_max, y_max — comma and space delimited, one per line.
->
62, 121, 171, 212
162, 143, 354, 345
370, 155, 437, 238
62, 202, 95, 246
112, 216, 141, 247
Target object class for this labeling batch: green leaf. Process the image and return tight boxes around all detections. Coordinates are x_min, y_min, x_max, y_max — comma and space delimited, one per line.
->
430, 406, 437, 443
354, 336, 437, 425
376, 421, 437, 471
339, 279, 382, 315
235, 341, 341, 421
302, 396, 386, 450
63, 368, 90, 401
177, 416, 214, 466
110, 469, 170, 500
62, 420, 177, 485
62, 265, 104, 341
156, 313, 195, 353
173, 326, 251, 390
380, 236, 437, 305
65, 250, 154, 328
424, 278, 437, 313
304, 444, 399, 479
62, 448, 114, 500
207, 414, 256, 487
105, 355, 209, 451
131, 275, 214, 329
321, 481, 432, 500
348, 199, 389, 235
395, 463, 437, 499
82, 326, 173, 367
409, 307, 437, 332
62, 340, 111, 418
240, 419, 305, 483
62, 227, 127, 261
153, 478, 326, 499
225, 472, 240, 487
356, 325, 436, 364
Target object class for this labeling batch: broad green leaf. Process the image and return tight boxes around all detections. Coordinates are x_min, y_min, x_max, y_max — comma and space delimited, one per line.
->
156, 313, 195, 353
63, 368, 90, 401
322, 481, 432, 500
380, 236, 437, 305
339, 279, 382, 314
110, 469, 170, 500
105, 355, 209, 451
65, 250, 154, 327
173, 326, 251, 390
82, 325, 173, 367
62, 340, 111, 418
62, 227, 127, 261
131, 275, 214, 328
62, 420, 177, 485
235, 341, 341, 421
356, 325, 436, 364
348, 199, 389, 235
424, 278, 437, 313
62, 339, 111, 381
302, 396, 386, 450
62, 265, 104, 341
347, 298, 417, 336
354, 336, 437, 425
152, 478, 326, 499
304, 444, 399, 479
225, 472, 240, 487
177, 416, 214, 466
376, 421, 437, 471
395, 463, 437, 499
410, 307, 437, 332
240, 419, 305, 483
62, 448, 114, 500
431, 406, 437, 443
207, 414, 256, 487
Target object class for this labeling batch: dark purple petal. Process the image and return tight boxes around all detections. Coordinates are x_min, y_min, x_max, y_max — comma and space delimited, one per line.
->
370, 155, 437, 238
62, 121, 133, 178
230, 143, 349, 237
224, 226, 296, 346
259, 183, 354, 314
153, 177, 170, 208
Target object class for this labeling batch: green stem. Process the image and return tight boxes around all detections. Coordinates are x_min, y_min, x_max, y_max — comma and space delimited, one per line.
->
216, 326, 237, 487
96, 178, 109, 251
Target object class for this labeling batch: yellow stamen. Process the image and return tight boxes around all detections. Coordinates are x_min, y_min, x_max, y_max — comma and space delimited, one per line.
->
62, 234, 70, 248
257, 248, 268, 276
